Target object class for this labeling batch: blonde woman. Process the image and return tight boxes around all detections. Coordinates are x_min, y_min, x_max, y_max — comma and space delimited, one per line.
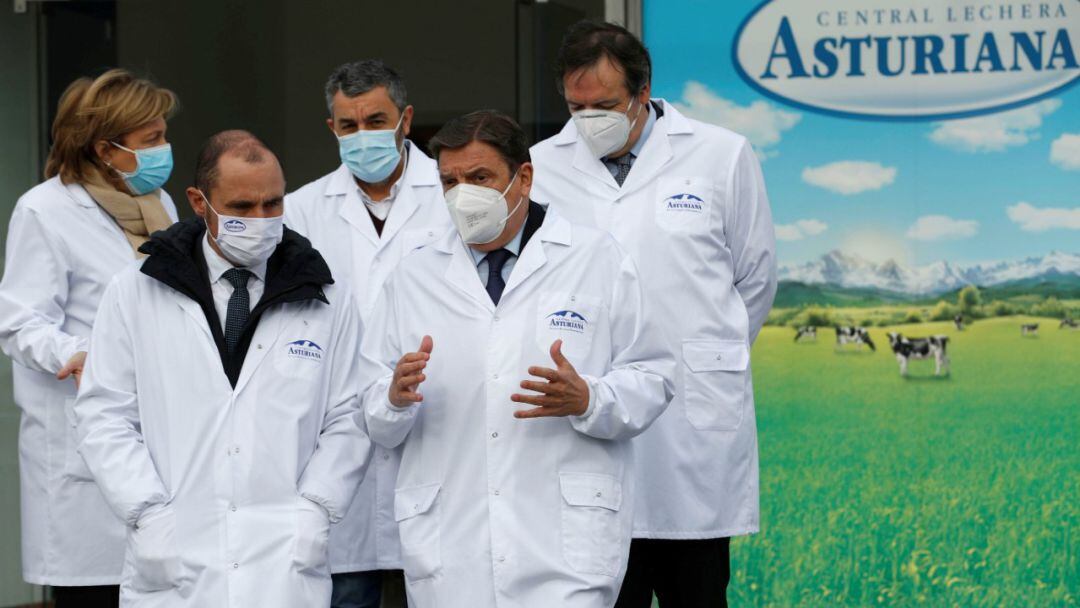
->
0, 69, 179, 607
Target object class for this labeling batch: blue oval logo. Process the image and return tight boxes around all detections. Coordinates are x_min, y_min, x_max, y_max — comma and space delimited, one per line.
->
223, 219, 247, 233
732, 0, 1080, 121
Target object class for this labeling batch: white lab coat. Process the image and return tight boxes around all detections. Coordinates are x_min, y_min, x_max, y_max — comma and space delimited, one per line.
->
530, 99, 777, 539
285, 145, 450, 573
0, 176, 178, 585
74, 265, 372, 607
361, 212, 675, 608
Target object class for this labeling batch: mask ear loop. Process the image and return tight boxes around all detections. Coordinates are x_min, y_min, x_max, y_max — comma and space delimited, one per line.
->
392, 111, 407, 155
105, 141, 140, 176
498, 168, 526, 228
626, 96, 645, 133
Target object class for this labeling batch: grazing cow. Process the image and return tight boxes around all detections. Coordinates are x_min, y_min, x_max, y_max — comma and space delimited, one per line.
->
954, 314, 964, 331
835, 326, 875, 351
1021, 323, 1039, 336
794, 326, 817, 342
1060, 318, 1078, 330
887, 332, 950, 376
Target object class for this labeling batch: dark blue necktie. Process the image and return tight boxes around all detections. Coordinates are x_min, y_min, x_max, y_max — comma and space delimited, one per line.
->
222, 268, 251, 352
611, 152, 635, 186
484, 249, 514, 305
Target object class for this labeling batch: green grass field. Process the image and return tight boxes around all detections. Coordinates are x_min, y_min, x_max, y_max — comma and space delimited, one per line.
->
727, 315, 1080, 607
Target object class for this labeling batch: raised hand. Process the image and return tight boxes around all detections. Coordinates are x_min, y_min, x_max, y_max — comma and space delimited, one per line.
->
389, 335, 433, 408
511, 340, 590, 419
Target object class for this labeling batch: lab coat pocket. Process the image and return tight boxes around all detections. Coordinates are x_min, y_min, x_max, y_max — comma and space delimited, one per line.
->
559, 472, 623, 577
535, 292, 601, 359
682, 339, 749, 431
128, 503, 186, 593
62, 397, 95, 482
292, 497, 331, 576
654, 176, 713, 232
394, 483, 442, 581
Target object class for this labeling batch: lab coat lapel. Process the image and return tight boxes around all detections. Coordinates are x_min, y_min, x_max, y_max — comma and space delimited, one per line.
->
617, 117, 674, 197
175, 296, 214, 342
338, 186, 381, 248
233, 311, 288, 395
438, 232, 495, 314
502, 214, 571, 300
570, 127, 621, 192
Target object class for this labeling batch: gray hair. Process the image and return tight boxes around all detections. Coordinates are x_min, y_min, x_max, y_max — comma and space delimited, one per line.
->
324, 60, 408, 115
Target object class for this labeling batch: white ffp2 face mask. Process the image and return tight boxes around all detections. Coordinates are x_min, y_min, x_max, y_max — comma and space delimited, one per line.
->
445, 171, 523, 245
571, 97, 643, 159
200, 190, 284, 267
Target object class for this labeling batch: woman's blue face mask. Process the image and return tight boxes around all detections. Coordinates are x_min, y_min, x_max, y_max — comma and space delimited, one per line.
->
109, 141, 173, 196
336, 113, 405, 184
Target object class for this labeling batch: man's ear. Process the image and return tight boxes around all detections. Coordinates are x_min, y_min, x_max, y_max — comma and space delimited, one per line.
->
402, 105, 415, 138
326, 116, 337, 137
186, 187, 206, 218
517, 162, 533, 200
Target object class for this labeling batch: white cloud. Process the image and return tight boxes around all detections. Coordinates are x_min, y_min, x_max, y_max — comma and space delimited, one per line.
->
801, 161, 897, 195
1006, 202, 1080, 231
905, 215, 979, 241
775, 218, 828, 241
1050, 133, 1080, 170
928, 99, 1062, 153
673, 81, 800, 159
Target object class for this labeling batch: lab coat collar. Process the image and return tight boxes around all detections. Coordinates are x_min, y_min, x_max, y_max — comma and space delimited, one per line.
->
330, 141, 440, 247
558, 98, 691, 195
61, 179, 100, 208
434, 203, 570, 311
139, 218, 334, 388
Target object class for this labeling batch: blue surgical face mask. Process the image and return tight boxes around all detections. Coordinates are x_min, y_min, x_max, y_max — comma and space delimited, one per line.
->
109, 142, 174, 196
337, 114, 405, 183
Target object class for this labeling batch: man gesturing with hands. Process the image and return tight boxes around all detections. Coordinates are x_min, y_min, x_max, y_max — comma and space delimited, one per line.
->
360, 111, 674, 608
393, 336, 590, 418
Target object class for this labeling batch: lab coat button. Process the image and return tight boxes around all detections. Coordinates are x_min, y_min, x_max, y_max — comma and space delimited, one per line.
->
232, 562, 239, 569
491, 432, 498, 439
493, 489, 500, 496
257, 344, 263, 350
383, 452, 391, 460
492, 373, 499, 380
230, 504, 237, 512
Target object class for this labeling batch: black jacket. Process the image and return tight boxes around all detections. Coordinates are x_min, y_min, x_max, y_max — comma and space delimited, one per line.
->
138, 218, 334, 387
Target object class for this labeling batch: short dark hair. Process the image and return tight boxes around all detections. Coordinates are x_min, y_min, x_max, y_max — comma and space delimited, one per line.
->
324, 59, 408, 114
555, 20, 652, 96
427, 110, 530, 174
193, 130, 274, 194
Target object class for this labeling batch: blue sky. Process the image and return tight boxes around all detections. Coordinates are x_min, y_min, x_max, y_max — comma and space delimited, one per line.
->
644, 0, 1080, 267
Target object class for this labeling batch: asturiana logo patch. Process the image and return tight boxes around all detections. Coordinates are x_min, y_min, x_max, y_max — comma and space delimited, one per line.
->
547, 310, 588, 334
733, 0, 1079, 120
665, 193, 705, 213
224, 219, 247, 233
286, 339, 323, 361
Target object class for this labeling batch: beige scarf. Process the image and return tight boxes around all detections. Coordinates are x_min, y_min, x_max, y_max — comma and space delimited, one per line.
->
82, 170, 174, 256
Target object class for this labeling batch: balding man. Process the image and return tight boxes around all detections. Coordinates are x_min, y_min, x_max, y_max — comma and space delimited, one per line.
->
73, 130, 374, 607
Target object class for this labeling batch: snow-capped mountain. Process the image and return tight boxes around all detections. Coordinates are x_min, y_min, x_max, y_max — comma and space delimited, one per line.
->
778, 251, 1080, 295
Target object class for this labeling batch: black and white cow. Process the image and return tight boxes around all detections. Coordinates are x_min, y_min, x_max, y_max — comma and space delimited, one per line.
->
835, 326, 875, 351
1021, 323, 1039, 336
794, 326, 817, 342
954, 314, 965, 331
1060, 318, 1078, 330
887, 332, 950, 376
